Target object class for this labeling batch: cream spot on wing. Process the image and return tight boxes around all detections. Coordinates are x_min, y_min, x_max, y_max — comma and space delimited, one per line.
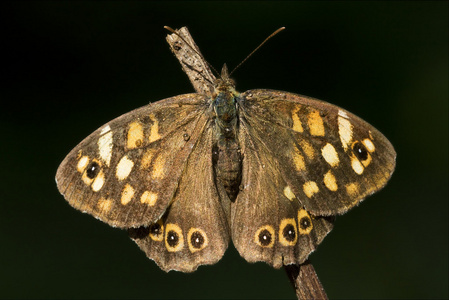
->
292, 106, 304, 132
300, 140, 315, 159
345, 182, 359, 197
303, 181, 319, 198
97, 131, 113, 166
321, 143, 340, 167
152, 155, 165, 179
77, 156, 89, 173
351, 156, 364, 175
81, 175, 93, 185
116, 155, 134, 181
141, 149, 154, 169
338, 116, 353, 151
140, 191, 157, 206
127, 121, 144, 149
97, 197, 113, 214
338, 110, 349, 118
283, 186, 296, 201
293, 148, 306, 171
323, 170, 338, 191
362, 138, 375, 153
91, 169, 105, 192
307, 110, 325, 136
148, 114, 161, 143
121, 184, 135, 205
100, 125, 111, 135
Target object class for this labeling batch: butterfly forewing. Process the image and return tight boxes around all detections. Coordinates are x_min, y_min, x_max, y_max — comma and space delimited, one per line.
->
56, 94, 209, 228
129, 121, 230, 272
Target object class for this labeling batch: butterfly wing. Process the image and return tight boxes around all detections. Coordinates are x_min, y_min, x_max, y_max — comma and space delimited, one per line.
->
232, 89, 395, 267
56, 94, 210, 228
129, 120, 230, 272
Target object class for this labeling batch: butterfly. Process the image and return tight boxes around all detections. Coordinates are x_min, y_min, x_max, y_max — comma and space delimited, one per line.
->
55, 27, 396, 273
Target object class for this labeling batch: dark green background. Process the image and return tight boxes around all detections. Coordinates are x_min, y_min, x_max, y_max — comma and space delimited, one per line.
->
1, 1, 447, 299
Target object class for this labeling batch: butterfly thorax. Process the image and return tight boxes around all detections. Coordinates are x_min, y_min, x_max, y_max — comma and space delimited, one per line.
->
211, 65, 242, 201
212, 65, 239, 137
213, 90, 238, 138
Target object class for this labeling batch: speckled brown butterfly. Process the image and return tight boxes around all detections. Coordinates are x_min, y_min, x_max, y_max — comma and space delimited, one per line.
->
55, 27, 396, 273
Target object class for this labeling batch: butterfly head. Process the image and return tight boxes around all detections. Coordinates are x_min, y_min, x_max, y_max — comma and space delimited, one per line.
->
213, 64, 237, 93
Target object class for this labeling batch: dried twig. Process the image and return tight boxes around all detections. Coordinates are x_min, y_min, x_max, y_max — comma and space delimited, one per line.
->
165, 26, 328, 300
165, 26, 215, 95
284, 261, 328, 300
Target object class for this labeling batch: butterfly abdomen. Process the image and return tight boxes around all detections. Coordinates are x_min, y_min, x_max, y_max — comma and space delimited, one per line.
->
212, 138, 242, 201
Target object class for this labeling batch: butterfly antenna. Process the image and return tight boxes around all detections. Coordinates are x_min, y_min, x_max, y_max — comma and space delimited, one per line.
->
229, 27, 285, 76
164, 26, 220, 81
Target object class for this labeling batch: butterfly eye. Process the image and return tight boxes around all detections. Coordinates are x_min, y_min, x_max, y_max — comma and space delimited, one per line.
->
352, 142, 368, 161
183, 133, 190, 141
86, 162, 100, 179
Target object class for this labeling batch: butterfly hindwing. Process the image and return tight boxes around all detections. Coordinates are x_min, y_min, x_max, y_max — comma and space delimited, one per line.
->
232, 123, 334, 267
129, 121, 230, 272
56, 94, 209, 228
